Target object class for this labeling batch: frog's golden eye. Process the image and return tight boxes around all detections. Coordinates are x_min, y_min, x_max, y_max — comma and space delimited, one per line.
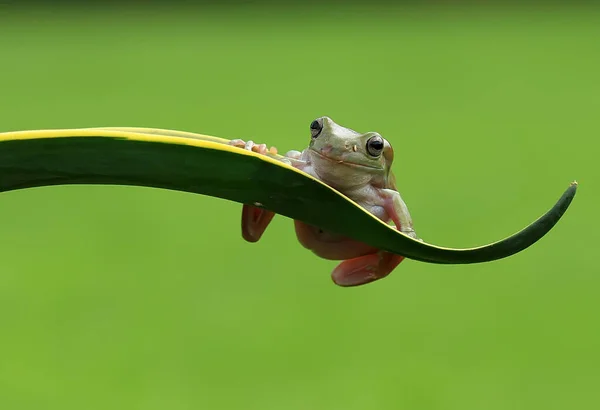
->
366, 135, 384, 157
310, 119, 323, 139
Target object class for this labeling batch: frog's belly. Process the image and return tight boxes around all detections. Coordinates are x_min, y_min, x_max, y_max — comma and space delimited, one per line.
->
293, 220, 378, 260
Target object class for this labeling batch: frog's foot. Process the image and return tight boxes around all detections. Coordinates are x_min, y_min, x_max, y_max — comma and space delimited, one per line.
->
402, 228, 420, 240
284, 150, 303, 160
229, 139, 278, 155
331, 251, 405, 287
241, 204, 276, 242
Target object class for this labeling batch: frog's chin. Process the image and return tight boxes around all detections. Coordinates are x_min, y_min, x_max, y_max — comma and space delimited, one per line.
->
309, 148, 382, 171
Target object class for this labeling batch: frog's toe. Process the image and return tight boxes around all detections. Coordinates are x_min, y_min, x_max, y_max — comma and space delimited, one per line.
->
253, 143, 268, 155
229, 139, 259, 152
403, 229, 420, 240
229, 139, 246, 148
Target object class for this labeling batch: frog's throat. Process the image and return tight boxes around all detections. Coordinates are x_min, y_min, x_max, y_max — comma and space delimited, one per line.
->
309, 148, 384, 171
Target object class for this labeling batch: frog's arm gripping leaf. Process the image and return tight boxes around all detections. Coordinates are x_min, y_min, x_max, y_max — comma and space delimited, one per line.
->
0, 127, 577, 264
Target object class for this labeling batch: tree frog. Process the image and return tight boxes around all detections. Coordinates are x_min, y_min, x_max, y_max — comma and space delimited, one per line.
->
229, 116, 419, 287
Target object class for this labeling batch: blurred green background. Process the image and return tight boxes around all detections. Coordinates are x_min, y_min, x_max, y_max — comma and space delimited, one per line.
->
0, 3, 598, 409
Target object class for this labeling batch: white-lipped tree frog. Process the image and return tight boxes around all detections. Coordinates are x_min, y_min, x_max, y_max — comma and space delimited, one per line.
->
229, 116, 419, 287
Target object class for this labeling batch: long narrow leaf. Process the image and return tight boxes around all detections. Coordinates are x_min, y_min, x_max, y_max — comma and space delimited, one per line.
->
0, 128, 577, 264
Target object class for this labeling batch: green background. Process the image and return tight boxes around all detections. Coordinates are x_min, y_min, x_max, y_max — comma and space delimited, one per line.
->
0, 4, 597, 409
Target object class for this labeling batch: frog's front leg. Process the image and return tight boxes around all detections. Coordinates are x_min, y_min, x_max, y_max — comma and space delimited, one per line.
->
229, 139, 308, 168
228, 139, 277, 242
229, 140, 307, 243
380, 188, 419, 239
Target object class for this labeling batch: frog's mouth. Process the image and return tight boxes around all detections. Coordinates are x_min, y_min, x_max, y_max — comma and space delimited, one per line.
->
309, 147, 383, 171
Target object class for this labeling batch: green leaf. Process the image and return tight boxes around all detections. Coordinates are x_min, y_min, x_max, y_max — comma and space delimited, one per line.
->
0, 127, 577, 264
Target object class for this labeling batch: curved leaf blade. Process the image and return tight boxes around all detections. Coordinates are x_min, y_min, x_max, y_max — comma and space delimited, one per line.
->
0, 128, 577, 264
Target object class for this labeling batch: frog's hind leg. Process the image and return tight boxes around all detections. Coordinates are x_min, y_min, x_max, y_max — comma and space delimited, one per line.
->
331, 251, 405, 287
241, 204, 276, 242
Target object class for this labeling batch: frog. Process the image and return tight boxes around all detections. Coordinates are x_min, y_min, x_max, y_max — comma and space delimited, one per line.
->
229, 116, 419, 287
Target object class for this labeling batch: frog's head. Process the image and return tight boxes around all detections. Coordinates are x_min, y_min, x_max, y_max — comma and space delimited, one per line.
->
307, 116, 394, 188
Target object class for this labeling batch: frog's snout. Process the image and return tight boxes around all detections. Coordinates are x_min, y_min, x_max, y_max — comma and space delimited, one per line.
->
320, 144, 333, 155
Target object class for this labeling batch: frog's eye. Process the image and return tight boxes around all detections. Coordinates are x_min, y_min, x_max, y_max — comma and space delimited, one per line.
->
366, 135, 384, 157
310, 119, 323, 139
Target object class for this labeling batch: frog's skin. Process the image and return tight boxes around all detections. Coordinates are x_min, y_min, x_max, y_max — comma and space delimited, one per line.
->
229, 116, 419, 287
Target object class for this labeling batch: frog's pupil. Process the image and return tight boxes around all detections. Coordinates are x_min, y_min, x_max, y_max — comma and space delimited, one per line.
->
310, 120, 321, 130
370, 139, 383, 150
367, 136, 384, 156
